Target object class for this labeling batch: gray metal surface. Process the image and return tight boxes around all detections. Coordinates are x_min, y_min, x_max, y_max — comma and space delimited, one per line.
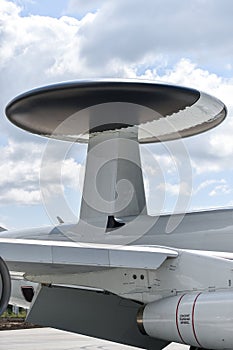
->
2, 208, 233, 251
0, 239, 177, 275
80, 131, 147, 220
0, 328, 189, 350
2, 81, 229, 350
5, 81, 226, 143
26, 285, 169, 350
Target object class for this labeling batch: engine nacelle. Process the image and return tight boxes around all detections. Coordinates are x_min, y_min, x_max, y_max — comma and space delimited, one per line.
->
0, 257, 11, 315
137, 291, 233, 350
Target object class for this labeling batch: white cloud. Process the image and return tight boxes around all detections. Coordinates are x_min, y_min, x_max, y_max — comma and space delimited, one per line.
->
0, 0, 93, 98
2, 0, 233, 89
209, 184, 232, 197
209, 124, 233, 158
61, 158, 84, 191
67, 0, 233, 72
1, 0, 233, 222
194, 179, 226, 194
191, 159, 223, 175
0, 139, 83, 206
157, 181, 192, 197
187, 115, 233, 175
0, 0, 20, 16
65, 0, 104, 16
0, 139, 42, 188
142, 155, 175, 182
2, 0, 233, 90
0, 188, 40, 204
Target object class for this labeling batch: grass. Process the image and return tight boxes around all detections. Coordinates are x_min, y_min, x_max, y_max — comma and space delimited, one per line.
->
0, 307, 27, 319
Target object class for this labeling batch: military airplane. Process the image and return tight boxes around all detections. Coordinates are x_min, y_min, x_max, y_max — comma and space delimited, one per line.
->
0, 80, 232, 350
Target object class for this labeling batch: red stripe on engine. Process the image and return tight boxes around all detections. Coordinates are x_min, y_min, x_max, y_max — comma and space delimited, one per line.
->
192, 292, 203, 348
176, 294, 186, 344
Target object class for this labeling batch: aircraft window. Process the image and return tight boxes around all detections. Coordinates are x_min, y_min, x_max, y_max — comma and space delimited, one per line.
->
140, 275, 144, 280
133, 274, 137, 280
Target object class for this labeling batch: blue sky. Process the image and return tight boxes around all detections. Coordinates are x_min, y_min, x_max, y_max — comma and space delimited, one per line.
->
13, 0, 68, 17
1, 0, 233, 229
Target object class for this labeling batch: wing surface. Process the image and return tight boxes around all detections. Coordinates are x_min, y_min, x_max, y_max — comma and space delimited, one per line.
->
0, 238, 178, 275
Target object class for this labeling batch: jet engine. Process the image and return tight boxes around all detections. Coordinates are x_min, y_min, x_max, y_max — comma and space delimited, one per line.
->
0, 257, 11, 315
137, 291, 233, 350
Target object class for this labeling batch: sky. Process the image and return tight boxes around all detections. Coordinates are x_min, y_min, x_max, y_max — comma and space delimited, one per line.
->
1, 0, 233, 229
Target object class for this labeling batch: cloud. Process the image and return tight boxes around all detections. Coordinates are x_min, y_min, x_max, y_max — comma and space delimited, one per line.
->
0, 188, 40, 204
209, 184, 232, 197
209, 127, 233, 158
65, 0, 104, 17
0, 0, 87, 96
2, 0, 233, 89
69, 0, 233, 73
186, 116, 233, 176
194, 179, 227, 194
156, 181, 191, 197
192, 178, 232, 201
0, 139, 83, 205
1, 0, 233, 222
2, 0, 233, 92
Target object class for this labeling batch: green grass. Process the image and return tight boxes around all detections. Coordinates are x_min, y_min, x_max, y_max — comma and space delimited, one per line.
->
1, 307, 27, 319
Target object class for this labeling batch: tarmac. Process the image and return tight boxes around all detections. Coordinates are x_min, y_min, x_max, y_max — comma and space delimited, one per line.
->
0, 328, 189, 350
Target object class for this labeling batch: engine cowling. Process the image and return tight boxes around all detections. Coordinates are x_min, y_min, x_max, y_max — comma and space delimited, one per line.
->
0, 257, 11, 315
137, 291, 233, 350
